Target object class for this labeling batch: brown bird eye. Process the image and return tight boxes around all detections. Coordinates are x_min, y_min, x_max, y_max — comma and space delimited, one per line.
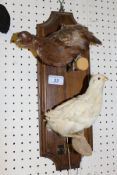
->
98, 77, 101, 80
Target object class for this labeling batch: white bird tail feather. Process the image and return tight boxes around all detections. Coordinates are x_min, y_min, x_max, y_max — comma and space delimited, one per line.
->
72, 136, 92, 156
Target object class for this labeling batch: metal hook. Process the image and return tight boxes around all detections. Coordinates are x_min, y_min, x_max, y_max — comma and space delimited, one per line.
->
58, 0, 65, 12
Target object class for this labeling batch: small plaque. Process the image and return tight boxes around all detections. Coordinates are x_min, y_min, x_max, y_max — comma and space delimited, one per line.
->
48, 75, 64, 85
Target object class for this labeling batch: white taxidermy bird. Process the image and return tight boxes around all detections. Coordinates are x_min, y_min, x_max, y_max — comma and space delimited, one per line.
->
45, 74, 108, 156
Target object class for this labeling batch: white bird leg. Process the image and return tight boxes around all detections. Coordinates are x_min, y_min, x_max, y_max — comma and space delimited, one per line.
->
66, 137, 71, 175
63, 130, 84, 139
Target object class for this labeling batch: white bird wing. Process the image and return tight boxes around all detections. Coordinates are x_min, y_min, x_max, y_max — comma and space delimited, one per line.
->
46, 93, 96, 135
46, 93, 93, 122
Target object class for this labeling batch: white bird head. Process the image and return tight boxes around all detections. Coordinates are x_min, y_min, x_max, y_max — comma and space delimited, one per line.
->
87, 74, 108, 94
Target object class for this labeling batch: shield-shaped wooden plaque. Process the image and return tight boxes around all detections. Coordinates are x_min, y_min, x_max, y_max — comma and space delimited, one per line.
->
37, 11, 93, 170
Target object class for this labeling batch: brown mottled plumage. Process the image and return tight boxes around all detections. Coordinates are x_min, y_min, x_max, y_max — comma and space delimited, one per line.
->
11, 24, 101, 66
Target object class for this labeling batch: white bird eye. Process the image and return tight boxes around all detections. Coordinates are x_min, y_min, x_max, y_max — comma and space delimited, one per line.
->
98, 77, 101, 80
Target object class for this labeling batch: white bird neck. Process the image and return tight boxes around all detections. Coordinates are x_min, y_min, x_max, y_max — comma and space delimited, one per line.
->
85, 83, 104, 98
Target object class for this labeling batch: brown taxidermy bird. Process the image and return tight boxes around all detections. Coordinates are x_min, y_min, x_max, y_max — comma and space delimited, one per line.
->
11, 24, 101, 66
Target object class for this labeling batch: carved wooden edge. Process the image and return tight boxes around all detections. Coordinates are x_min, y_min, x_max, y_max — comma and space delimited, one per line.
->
36, 11, 77, 37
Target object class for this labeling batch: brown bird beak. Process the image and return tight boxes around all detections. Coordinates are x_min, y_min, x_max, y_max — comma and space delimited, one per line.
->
10, 32, 19, 43
11, 32, 24, 48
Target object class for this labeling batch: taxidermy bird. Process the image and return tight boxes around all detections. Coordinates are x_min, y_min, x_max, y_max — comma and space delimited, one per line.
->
0, 4, 10, 33
45, 74, 108, 156
11, 24, 101, 66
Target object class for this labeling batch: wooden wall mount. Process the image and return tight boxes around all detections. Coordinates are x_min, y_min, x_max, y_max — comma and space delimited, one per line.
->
37, 11, 93, 170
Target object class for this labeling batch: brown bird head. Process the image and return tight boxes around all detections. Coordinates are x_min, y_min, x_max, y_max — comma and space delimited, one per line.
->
11, 31, 35, 48
11, 31, 41, 57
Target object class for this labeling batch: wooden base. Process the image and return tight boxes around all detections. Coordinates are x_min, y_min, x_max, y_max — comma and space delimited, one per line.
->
37, 11, 93, 170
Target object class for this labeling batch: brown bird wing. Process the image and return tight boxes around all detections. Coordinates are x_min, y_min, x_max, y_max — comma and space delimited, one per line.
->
38, 38, 80, 66
49, 24, 102, 46
78, 26, 102, 45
